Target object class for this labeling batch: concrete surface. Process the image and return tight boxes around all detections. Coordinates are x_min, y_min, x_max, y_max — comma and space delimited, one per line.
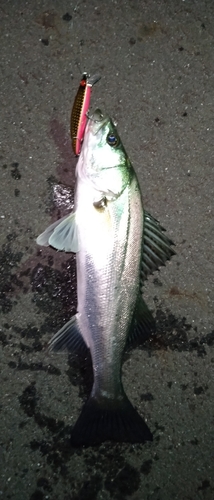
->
0, 0, 214, 499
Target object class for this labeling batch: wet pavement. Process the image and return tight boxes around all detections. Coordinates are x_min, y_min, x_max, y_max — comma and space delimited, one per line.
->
0, 0, 214, 499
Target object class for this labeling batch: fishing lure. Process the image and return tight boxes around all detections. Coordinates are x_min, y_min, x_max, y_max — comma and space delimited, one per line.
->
71, 72, 101, 156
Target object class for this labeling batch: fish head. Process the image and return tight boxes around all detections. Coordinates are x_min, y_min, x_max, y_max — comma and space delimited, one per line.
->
77, 109, 131, 196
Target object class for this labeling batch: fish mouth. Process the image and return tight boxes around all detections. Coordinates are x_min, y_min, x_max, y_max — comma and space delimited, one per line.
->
87, 108, 109, 134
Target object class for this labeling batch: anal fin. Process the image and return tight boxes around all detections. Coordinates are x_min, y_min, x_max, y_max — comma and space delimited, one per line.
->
127, 294, 155, 346
48, 314, 88, 355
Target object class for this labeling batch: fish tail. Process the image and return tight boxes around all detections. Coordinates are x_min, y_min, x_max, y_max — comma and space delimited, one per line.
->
70, 393, 153, 447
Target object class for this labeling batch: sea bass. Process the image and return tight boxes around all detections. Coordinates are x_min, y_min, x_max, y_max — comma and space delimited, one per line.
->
37, 109, 175, 446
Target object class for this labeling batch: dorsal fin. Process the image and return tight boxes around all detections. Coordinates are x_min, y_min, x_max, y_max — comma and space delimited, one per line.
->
141, 210, 175, 284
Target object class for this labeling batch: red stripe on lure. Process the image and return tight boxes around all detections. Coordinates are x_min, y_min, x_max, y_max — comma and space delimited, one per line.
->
70, 73, 101, 156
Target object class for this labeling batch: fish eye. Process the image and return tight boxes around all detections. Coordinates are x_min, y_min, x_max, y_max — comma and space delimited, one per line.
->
106, 132, 119, 147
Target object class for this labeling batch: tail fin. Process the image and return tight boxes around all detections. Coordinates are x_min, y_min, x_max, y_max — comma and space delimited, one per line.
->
70, 394, 153, 447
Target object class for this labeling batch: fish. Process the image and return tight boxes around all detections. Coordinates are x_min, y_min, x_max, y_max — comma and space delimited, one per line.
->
37, 108, 175, 447
70, 73, 101, 156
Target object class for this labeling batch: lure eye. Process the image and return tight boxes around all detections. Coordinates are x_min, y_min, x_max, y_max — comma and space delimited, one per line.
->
107, 132, 119, 147
80, 73, 87, 87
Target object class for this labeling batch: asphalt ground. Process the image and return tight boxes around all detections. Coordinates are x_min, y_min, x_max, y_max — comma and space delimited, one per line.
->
0, 1, 214, 499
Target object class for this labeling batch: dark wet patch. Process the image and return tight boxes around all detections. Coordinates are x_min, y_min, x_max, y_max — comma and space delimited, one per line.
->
141, 459, 153, 475
154, 423, 165, 434
34, 412, 64, 432
74, 445, 141, 499
13, 324, 43, 352
31, 437, 123, 498
181, 383, 188, 391
19, 341, 41, 352
37, 440, 142, 498
41, 38, 49, 46
0, 240, 23, 313
37, 477, 52, 492
11, 162, 21, 180
124, 298, 212, 358
105, 462, 140, 498
141, 392, 154, 401
66, 352, 93, 399
201, 330, 214, 346
137, 21, 162, 39
153, 277, 162, 286
72, 474, 102, 500
45, 175, 65, 216
30, 256, 77, 331
14, 324, 40, 339
44, 183, 75, 231
152, 423, 164, 443
19, 382, 77, 476
49, 118, 76, 187
194, 385, 208, 396
0, 219, 77, 350
198, 479, 210, 490
19, 382, 65, 433
30, 427, 74, 473
8, 359, 61, 375
0, 330, 8, 347
190, 438, 199, 445
62, 12, 72, 21
140, 306, 210, 357
36, 10, 57, 30
8, 361, 17, 368
19, 382, 38, 417
1, 119, 75, 317
19, 421, 28, 429
30, 490, 45, 500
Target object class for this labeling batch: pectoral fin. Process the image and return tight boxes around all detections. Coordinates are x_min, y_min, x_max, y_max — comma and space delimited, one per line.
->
36, 213, 79, 252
